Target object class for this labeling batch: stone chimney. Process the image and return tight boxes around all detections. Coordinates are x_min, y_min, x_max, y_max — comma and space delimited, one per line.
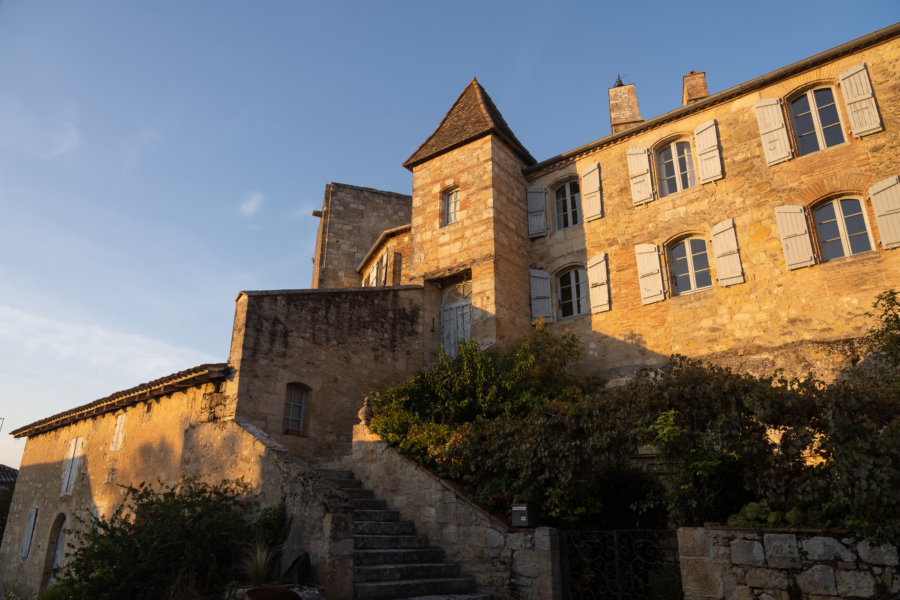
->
682, 70, 709, 105
608, 76, 643, 134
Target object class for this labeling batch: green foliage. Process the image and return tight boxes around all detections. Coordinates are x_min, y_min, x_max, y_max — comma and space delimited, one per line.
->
868, 289, 900, 368
42, 478, 277, 600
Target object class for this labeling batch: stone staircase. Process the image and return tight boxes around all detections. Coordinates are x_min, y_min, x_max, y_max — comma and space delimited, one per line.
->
317, 469, 489, 600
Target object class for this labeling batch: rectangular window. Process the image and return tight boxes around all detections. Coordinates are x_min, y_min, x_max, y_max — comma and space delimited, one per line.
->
443, 189, 459, 226
20, 507, 37, 559
283, 384, 307, 435
61, 437, 84, 496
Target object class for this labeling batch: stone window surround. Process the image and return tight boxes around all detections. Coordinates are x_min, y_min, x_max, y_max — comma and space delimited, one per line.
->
666, 235, 713, 296
655, 138, 697, 197
786, 85, 847, 157
810, 196, 874, 262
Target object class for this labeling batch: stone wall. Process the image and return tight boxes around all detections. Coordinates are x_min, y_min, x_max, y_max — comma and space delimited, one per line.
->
226, 286, 431, 461
338, 423, 562, 600
527, 35, 900, 381
311, 182, 412, 289
678, 526, 900, 600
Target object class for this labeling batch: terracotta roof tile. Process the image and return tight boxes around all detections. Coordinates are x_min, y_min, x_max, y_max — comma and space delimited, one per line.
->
403, 78, 536, 170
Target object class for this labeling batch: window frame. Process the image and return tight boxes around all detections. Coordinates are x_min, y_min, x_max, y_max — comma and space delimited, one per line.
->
787, 86, 846, 157
282, 383, 308, 436
656, 139, 697, 198
442, 187, 460, 226
553, 180, 581, 231
440, 279, 473, 357
667, 236, 713, 296
556, 266, 589, 319
810, 196, 874, 262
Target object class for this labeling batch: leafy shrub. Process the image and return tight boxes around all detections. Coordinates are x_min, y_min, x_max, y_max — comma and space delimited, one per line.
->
42, 478, 269, 600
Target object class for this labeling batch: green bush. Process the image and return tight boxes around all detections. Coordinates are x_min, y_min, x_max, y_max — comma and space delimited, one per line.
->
42, 478, 272, 600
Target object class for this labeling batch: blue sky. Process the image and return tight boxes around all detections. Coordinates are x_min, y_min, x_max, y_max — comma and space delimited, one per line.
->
0, 1, 896, 467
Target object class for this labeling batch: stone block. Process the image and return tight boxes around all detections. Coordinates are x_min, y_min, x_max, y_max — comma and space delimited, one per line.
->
731, 539, 765, 566
802, 536, 856, 561
797, 565, 837, 595
836, 570, 876, 598
680, 557, 725, 598
745, 567, 789, 589
729, 586, 754, 600
679, 527, 711, 557
858, 541, 899, 566
765, 534, 801, 569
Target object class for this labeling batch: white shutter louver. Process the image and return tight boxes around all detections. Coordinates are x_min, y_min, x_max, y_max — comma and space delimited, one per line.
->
587, 253, 611, 313
627, 148, 654, 205
693, 119, 724, 183
635, 244, 665, 305
870, 175, 900, 250
529, 268, 553, 321
774, 206, 816, 270
710, 218, 744, 286
527, 187, 547, 237
61, 437, 84, 495
840, 63, 883, 138
20, 507, 38, 558
754, 99, 792, 166
580, 163, 603, 221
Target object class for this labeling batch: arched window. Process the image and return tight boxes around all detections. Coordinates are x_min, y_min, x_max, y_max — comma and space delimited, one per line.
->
282, 383, 308, 436
42, 513, 66, 589
657, 140, 696, 197
812, 197, 872, 261
789, 87, 845, 156
554, 180, 581, 230
442, 187, 459, 226
668, 237, 712, 295
557, 267, 588, 318
440, 280, 472, 357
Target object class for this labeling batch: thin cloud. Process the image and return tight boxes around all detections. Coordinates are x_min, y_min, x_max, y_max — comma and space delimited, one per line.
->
46, 105, 82, 158
239, 191, 264, 216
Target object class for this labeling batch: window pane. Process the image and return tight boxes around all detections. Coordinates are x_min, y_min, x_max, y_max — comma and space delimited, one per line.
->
791, 95, 819, 156
690, 239, 710, 270
670, 241, 691, 293
841, 199, 871, 254
694, 269, 712, 289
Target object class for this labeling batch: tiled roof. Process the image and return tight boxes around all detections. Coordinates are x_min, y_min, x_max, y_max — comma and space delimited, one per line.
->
10, 363, 229, 439
0, 464, 17, 484
403, 78, 536, 170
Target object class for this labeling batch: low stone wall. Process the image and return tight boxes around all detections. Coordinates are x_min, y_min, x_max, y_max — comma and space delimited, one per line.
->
678, 526, 900, 599
339, 423, 562, 600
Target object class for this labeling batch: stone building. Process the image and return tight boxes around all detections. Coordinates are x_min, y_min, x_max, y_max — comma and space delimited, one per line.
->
2, 23, 899, 599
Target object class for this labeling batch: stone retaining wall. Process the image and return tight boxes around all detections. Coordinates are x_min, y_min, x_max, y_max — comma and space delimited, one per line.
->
678, 526, 900, 599
340, 423, 562, 600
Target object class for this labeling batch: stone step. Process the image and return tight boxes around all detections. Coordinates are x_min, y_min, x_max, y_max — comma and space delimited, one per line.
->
353, 509, 399, 522
355, 533, 429, 550
343, 488, 375, 500
354, 562, 461, 583
355, 577, 476, 600
352, 498, 388, 510
355, 520, 416, 535
326, 477, 363, 489
354, 547, 446, 566
315, 468, 354, 479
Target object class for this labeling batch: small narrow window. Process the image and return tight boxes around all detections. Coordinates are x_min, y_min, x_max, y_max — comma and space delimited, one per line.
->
43, 513, 67, 588
282, 384, 307, 435
442, 188, 459, 226
557, 267, 588, 318
657, 141, 696, 197
789, 88, 845, 156
60, 437, 83, 496
554, 181, 581, 230
669, 238, 712, 295
110, 414, 126, 451
813, 197, 872, 261
21, 507, 38, 559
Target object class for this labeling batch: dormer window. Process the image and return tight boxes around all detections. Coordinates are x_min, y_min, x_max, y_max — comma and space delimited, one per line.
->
789, 88, 845, 156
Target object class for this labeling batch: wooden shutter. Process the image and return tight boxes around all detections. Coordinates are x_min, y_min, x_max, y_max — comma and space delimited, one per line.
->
840, 63, 883, 138
710, 218, 744, 286
581, 163, 603, 221
110, 414, 126, 451
635, 244, 665, 304
870, 175, 900, 250
20, 507, 38, 558
754, 99, 792, 166
774, 206, 816, 270
529, 268, 553, 321
694, 119, 724, 183
527, 187, 547, 237
587, 253, 611, 313
627, 148, 654, 205
61, 437, 84, 495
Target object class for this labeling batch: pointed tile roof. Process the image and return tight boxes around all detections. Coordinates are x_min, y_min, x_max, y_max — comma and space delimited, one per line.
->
403, 78, 536, 170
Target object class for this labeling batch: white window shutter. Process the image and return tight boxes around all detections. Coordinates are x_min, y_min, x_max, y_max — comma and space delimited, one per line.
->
635, 244, 665, 304
870, 175, 900, 250
61, 437, 84, 495
110, 414, 126, 451
20, 507, 38, 558
527, 187, 547, 237
774, 206, 816, 270
580, 163, 603, 221
840, 63, 883, 138
710, 218, 745, 286
627, 148, 654, 205
754, 99, 792, 166
529, 268, 553, 321
587, 253, 611, 313
693, 119, 724, 183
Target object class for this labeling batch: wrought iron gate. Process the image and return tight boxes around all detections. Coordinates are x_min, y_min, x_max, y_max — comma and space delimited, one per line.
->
562, 530, 683, 600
